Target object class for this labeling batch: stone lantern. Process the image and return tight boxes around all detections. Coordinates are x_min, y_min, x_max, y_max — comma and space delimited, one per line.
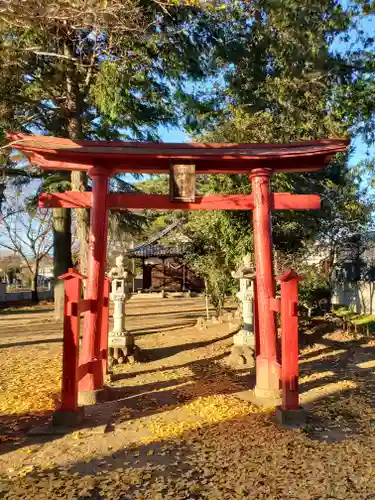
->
108, 255, 139, 367
228, 254, 256, 368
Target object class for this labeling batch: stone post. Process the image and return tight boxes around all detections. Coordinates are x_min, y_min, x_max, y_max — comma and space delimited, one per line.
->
228, 254, 256, 368
0, 281, 6, 302
108, 255, 139, 367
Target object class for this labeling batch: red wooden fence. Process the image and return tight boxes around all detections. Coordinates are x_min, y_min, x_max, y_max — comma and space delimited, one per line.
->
54, 268, 110, 421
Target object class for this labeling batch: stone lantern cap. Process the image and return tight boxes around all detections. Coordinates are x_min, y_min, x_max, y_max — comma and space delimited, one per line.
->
108, 254, 134, 281
231, 254, 256, 280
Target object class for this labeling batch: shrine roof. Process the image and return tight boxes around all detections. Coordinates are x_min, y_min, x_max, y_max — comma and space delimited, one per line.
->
126, 219, 189, 258
8, 133, 349, 174
126, 244, 188, 259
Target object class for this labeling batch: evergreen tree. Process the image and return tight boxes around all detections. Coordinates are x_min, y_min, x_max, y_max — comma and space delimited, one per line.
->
183, 1, 371, 301
0, 0, 234, 316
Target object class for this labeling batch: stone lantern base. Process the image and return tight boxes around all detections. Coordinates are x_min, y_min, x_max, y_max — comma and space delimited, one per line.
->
108, 333, 141, 367
227, 329, 255, 368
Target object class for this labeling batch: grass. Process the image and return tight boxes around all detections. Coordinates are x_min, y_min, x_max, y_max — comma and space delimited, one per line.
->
332, 307, 375, 333
351, 314, 375, 333
333, 306, 357, 319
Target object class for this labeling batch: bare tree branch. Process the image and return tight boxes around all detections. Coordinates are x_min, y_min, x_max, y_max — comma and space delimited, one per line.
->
0, 197, 53, 297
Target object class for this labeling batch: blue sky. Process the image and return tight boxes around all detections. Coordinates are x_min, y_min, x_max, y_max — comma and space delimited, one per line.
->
159, 125, 188, 143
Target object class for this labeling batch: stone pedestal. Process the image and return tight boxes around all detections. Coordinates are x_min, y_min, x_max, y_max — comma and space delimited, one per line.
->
108, 255, 140, 368
275, 406, 307, 428
52, 407, 85, 427
228, 255, 256, 368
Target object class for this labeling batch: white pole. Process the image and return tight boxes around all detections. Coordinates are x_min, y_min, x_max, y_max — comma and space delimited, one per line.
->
204, 278, 209, 319
130, 240, 135, 293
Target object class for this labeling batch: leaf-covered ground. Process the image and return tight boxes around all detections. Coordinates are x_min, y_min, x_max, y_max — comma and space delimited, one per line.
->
1, 298, 375, 499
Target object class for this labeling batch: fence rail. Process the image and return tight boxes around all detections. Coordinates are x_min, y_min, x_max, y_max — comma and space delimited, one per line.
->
5, 285, 51, 292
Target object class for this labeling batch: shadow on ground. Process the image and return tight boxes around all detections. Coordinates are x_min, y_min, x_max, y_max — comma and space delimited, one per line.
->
0, 347, 242, 456
0, 338, 62, 349
140, 331, 234, 362
2, 382, 375, 499
0, 306, 54, 316
2, 313, 375, 498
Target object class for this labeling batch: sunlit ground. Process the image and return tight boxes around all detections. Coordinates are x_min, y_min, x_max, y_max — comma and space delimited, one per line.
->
1, 298, 375, 498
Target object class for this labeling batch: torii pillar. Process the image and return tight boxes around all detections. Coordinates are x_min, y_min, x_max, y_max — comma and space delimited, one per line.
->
250, 168, 280, 402
78, 166, 111, 404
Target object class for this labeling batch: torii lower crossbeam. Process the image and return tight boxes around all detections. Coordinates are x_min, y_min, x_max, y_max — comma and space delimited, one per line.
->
39, 192, 320, 211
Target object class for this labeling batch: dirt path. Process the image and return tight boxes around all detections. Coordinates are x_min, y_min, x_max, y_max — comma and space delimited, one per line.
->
1, 299, 375, 498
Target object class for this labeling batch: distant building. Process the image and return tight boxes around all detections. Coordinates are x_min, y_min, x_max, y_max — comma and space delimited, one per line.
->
124, 220, 204, 292
331, 235, 375, 314
0, 254, 53, 286
0, 254, 23, 284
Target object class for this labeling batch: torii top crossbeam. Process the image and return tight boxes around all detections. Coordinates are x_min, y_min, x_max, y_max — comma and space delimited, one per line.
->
8, 133, 347, 174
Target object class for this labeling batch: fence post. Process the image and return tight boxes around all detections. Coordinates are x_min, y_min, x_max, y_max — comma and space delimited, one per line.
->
275, 269, 307, 427
52, 268, 85, 426
100, 276, 110, 378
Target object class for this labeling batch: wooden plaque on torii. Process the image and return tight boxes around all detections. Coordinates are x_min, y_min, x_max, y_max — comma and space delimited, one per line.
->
169, 164, 196, 202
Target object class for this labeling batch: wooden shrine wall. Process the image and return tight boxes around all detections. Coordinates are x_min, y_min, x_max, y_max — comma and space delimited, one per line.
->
143, 259, 204, 291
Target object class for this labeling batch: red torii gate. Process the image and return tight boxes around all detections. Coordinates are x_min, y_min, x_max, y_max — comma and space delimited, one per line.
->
9, 133, 348, 407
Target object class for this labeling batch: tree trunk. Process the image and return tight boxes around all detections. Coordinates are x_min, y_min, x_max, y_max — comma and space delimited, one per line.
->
71, 171, 89, 273
370, 283, 374, 315
31, 272, 39, 303
327, 247, 336, 287
53, 207, 73, 321
65, 41, 90, 275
